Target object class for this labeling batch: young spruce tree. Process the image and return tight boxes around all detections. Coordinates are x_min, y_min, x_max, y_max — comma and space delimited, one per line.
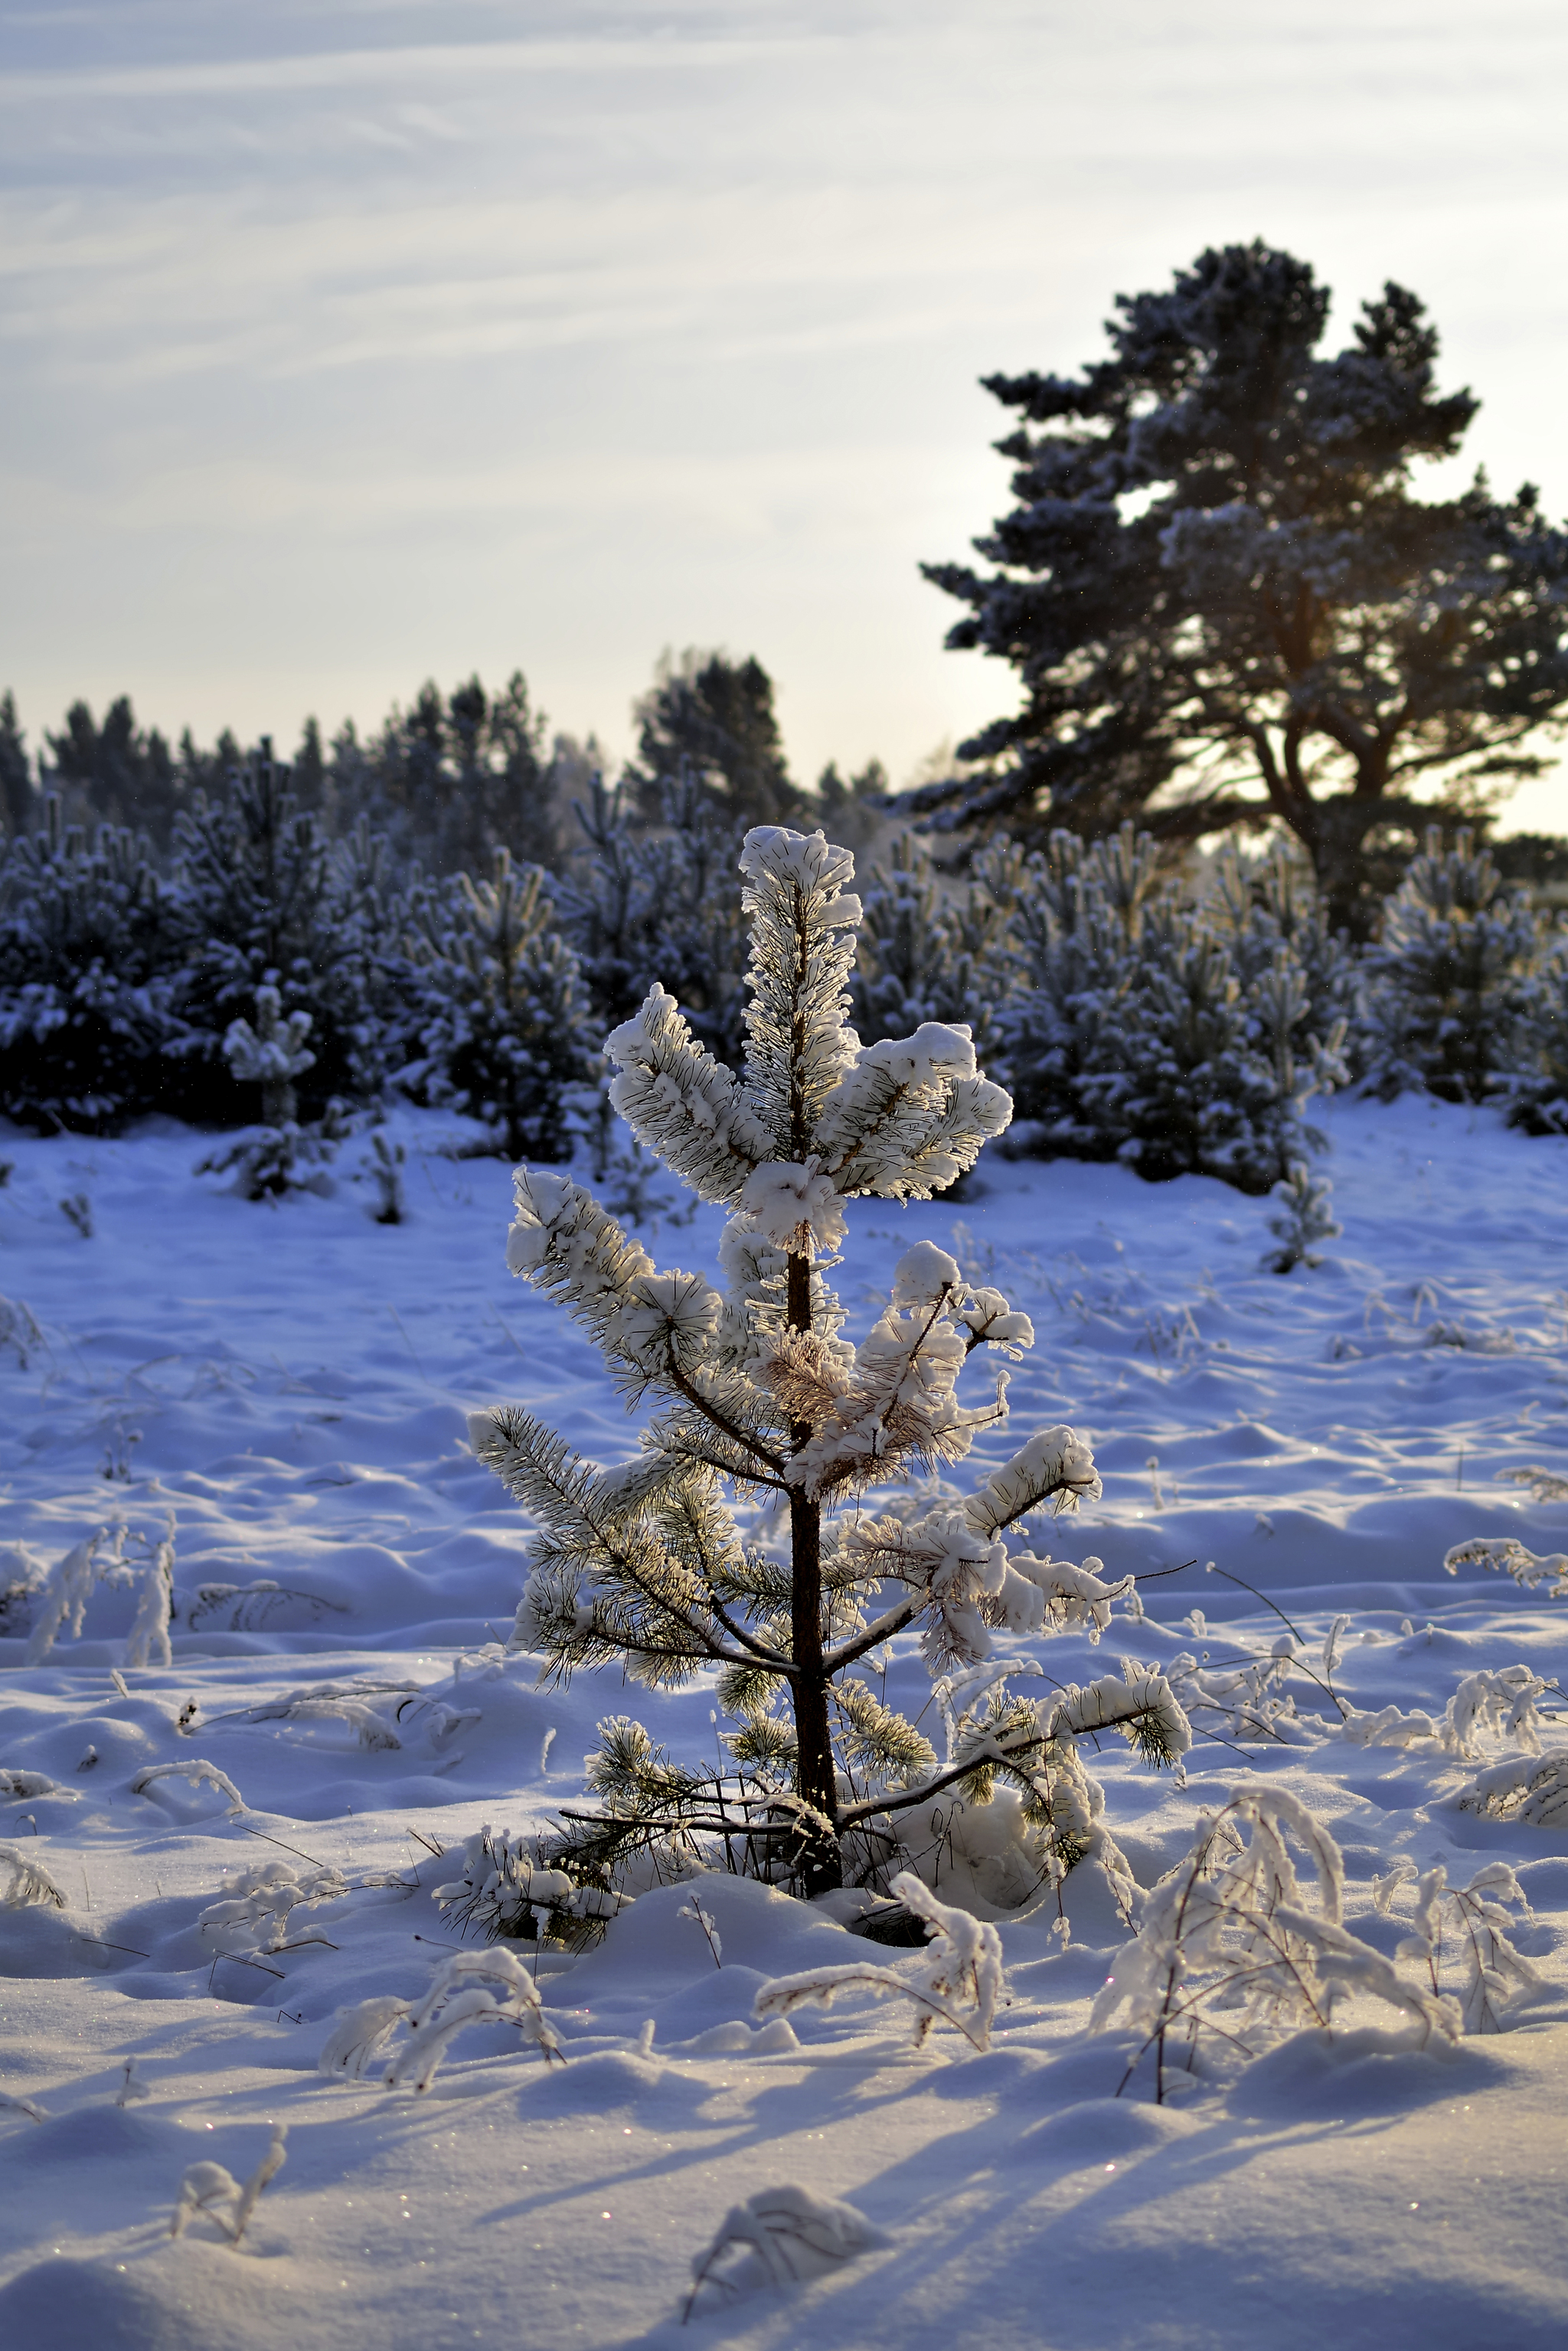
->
471, 828, 1187, 1901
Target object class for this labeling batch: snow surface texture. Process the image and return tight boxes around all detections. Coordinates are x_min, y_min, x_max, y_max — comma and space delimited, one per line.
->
2, 1094, 1568, 2346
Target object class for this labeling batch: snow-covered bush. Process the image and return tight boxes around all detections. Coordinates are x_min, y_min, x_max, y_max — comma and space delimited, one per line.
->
472, 824, 1188, 1903
1360, 827, 1542, 1102
194, 1104, 351, 1203
402, 849, 593, 1160
433, 1823, 628, 1949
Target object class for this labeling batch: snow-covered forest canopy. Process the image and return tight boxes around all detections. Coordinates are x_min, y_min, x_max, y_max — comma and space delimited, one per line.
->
6, 239, 1568, 2350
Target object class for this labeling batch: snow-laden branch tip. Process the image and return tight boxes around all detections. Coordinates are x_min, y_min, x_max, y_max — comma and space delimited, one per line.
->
0, 1842, 67, 1909
130, 1758, 246, 1815
123, 1515, 176, 1672
320, 1946, 564, 2093
1344, 1663, 1551, 1759
606, 982, 774, 1207
1443, 1536, 1568, 1598
683, 2185, 886, 2322
753, 1872, 1004, 2052
170, 2124, 286, 2244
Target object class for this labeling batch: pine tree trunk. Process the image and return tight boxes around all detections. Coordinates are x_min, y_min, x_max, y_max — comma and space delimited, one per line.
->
786, 1249, 842, 1895
261, 1076, 297, 1128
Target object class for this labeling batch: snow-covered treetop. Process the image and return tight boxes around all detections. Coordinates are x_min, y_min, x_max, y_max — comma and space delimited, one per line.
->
602, 825, 1011, 1229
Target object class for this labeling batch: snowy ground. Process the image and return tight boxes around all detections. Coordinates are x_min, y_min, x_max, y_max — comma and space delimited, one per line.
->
2, 1095, 1568, 2349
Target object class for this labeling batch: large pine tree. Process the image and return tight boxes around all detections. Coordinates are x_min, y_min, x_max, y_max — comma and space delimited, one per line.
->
919, 243, 1568, 934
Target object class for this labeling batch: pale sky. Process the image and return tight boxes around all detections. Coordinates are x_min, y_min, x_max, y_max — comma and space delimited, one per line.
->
3, 0, 1568, 831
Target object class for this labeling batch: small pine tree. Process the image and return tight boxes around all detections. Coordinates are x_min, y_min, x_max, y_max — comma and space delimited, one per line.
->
168, 740, 355, 1121
404, 850, 593, 1161
0, 798, 185, 1132
1263, 1160, 1342, 1273
220, 981, 315, 1126
1361, 827, 1542, 1102
472, 826, 1188, 1901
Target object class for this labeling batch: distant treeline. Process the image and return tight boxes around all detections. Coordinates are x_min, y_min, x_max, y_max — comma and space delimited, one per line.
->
0, 648, 890, 879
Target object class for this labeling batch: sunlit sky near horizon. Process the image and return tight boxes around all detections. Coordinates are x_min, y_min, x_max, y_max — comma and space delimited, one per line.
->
3, 0, 1568, 831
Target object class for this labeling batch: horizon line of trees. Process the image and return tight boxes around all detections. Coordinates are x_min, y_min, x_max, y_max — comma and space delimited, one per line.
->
0, 647, 893, 882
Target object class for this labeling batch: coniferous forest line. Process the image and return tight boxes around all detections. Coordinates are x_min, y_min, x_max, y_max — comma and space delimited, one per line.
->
5, 241, 1568, 1209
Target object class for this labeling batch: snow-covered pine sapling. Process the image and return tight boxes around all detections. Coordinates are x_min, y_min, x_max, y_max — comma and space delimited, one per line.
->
170, 2123, 286, 2244
358, 1131, 407, 1224
473, 826, 1187, 1899
754, 1870, 1003, 2052
0, 1843, 67, 1909
683, 2186, 886, 2323
221, 980, 315, 1127
1262, 1159, 1341, 1275
1092, 1786, 1459, 2102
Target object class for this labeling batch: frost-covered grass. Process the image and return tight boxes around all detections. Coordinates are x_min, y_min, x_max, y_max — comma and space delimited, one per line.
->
2, 1093, 1568, 2347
